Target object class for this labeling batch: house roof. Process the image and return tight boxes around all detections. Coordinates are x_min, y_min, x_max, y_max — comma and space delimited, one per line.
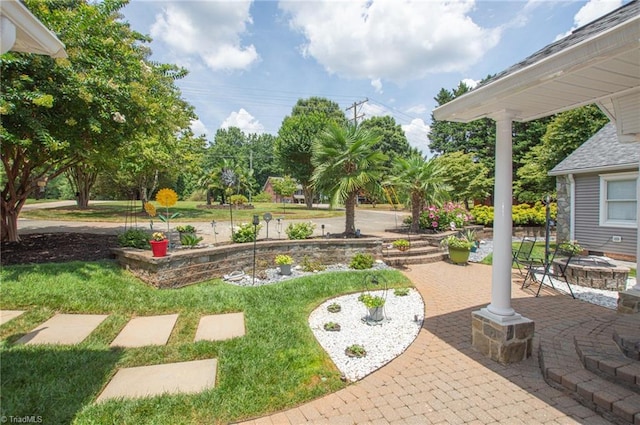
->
432, 1, 639, 142
549, 123, 640, 176
0, 0, 67, 58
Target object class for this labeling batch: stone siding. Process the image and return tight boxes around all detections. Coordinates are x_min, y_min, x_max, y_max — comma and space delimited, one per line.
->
471, 311, 534, 364
555, 175, 571, 243
112, 238, 383, 289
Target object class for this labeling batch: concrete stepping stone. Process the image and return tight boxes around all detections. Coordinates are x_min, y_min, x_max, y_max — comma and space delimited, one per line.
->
17, 313, 108, 345
0, 310, 26, 326
195, 312, 245, 342
96, 358, 217, 403
110, 314, 178, 348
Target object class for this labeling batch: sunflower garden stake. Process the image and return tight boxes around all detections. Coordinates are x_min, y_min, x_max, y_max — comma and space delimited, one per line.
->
156, 188, 180, 238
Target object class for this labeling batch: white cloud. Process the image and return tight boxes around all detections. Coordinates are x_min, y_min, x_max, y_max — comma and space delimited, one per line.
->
279, 0, 501, 83
462, 78, 480, 89
406, 104, 427, 115
371, 78, 383, 93
556, 0, 622, 40
402, 119, 431, 155
221, 108, 265, 134
360, 102, 389, 120
150, 2, 258, 71
190, 119, 209, 138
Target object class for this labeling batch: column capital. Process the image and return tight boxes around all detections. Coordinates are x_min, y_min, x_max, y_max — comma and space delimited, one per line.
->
489, 109, 519, 122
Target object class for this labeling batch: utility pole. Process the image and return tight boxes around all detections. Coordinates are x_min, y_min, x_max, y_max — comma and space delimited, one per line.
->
346, 98, 368, 127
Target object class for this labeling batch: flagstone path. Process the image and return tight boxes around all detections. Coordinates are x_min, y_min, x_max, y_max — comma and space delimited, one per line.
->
2, 310, 246, 401
0, 310, 25, 326
110, 313, 179, 348
96, 359, 218, 403
16, 313, 109, 345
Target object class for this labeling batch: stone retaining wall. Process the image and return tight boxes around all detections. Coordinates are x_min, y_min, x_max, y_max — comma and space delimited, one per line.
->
112, 238, 383, 289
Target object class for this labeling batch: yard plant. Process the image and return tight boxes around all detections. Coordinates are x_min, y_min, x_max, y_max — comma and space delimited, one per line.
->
0, 261, 409, 424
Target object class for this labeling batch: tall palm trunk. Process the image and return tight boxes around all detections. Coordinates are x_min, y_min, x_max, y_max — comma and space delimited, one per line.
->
410, 191, 423, 233
345, 192, 357, 235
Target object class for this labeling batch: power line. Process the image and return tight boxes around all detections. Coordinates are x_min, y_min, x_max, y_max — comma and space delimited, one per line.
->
346, 98, 368, 126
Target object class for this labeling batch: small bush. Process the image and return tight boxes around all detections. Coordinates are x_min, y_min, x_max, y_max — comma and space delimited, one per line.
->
286, 222, 315, 240
394, 287, 410, 296
229, 194, 248, 206
350, 253, 374, 269
176, 225, 196, 233
180, 233, 203, 248
186, 189, 207, 201
300, 255, 326, 272
470, 202, 557, 227
252, 191, 273, 203
232, 223, 262, 243
117, 228, 150, 249
327, 303, 341, 313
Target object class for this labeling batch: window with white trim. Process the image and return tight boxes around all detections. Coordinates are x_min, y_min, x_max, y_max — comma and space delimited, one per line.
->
599, 172, 637, 228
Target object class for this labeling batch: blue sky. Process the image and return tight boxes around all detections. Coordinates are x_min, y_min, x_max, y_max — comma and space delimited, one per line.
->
121, 0, 625, 154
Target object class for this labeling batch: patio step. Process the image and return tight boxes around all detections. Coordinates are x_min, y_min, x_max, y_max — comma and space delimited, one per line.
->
539, 313, 640, 424
383, 251, 447, 267
381, 236, 447, 266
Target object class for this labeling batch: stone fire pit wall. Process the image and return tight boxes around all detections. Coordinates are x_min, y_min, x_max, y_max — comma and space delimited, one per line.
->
112, 238, 383, 289
553, 258, 630, 291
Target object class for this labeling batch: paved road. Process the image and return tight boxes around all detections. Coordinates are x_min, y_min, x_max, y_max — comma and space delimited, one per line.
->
17, 203, 411, 243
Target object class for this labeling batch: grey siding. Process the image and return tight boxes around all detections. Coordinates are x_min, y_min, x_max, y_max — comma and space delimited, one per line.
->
574, 172, 637, 257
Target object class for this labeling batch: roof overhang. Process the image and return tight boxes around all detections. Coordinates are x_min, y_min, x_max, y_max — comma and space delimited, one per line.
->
433, 5, 639, 142
0, 0, 67, 58
548, 163, 639, 176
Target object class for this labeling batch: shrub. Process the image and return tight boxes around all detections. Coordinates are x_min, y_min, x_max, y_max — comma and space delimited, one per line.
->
232, 223, 261, 243
252, 191, 273, 203
440, 235, 474, 250
274, 254, 293, 265
470, 202, 557, 227
180, 233, 203, 248
229, 194, 248, 206
350, 253, 374, 269
186, 189, 207, 202
418, 202, 471, 232
358, 293, 385, 308
300, 255, 326, 272
394, 287, 410, 296
286, 222, 315, 240
176, 225, 196, 233
392, 239, 410, 250
117, 228, 150, 249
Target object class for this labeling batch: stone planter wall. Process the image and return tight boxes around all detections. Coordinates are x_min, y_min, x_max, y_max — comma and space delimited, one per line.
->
553, 259, 630, 291
112, 237, 383, 289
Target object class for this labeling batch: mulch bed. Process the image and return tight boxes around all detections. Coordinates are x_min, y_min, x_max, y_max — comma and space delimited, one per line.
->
1, 233, 119, 266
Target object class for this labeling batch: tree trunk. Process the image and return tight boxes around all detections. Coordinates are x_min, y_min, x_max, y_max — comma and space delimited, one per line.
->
303, 185, 314, 209
1, 198, 22, 242
66, 163, 97, 209
345, 192, 357, 236
411, 192, 423, 233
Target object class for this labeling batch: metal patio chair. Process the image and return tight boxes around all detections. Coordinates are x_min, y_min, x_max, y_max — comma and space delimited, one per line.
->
522, 244, 576, 299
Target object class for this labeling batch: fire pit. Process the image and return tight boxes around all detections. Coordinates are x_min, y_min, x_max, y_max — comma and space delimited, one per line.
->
554, 256, 630, 291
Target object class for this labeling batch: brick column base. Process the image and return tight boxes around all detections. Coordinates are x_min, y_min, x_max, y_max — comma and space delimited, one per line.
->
471, 310, 534, 364
617, 290, 640, 314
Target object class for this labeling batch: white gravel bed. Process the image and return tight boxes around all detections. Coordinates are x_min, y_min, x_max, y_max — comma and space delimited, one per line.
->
308, 288, 424, 382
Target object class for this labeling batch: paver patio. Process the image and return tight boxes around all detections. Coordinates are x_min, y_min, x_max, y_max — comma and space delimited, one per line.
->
0, 310, 25, 326
16, 313, 108, 345
110, 313, 178, 348
195, 312, 246, 342
96, 358, 218, 403
239, 261, 619, 424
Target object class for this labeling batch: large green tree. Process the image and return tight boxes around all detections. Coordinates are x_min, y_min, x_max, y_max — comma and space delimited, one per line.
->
275, 97, 347, 208
0, 0, 197, 240
359, 116, 415, 169
391, 154, 449, 233
436, 151, 493, 208
515, 105, 608, 202
312, 123, 387, 236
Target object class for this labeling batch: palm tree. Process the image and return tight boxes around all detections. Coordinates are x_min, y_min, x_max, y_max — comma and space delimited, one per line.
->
392, 154, 449, 233
312, 123, 387, 236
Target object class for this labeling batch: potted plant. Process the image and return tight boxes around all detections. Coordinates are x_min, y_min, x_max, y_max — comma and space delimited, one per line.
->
392, 239, 410, 252
358, 293, 385, 321
461, 229, 480, 252
150, 232, 168, 257
441, 234, 474, 265
274, 254, 294, 275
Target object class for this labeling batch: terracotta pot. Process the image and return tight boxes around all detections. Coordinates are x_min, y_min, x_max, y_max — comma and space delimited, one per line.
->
150, 239, 169, 257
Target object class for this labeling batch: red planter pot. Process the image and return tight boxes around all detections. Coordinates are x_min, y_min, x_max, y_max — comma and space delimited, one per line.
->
150, 239, 169, 257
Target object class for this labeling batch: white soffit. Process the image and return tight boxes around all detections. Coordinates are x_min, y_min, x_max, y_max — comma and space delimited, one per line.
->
0, 0, 67, 58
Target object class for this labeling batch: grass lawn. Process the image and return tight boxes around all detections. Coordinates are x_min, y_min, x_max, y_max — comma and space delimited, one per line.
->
0, 261, 410, 424
19, 201, 343, 223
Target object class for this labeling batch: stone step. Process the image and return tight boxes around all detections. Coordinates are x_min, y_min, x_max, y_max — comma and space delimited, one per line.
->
575, 336, 640, 394
540, 314, 640, 425
383, 252, 446, 267
382, 245, 443, 259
